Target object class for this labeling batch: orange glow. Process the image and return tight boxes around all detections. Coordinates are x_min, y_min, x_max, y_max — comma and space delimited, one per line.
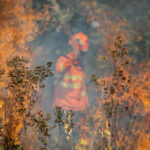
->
0, 0, 50, 144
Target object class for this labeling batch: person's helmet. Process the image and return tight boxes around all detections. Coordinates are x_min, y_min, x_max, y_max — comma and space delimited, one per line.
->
68, 32, 89, 51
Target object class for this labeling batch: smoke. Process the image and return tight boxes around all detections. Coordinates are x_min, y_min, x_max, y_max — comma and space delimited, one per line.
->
1, 0, 147, 149
30, 0, 150, 110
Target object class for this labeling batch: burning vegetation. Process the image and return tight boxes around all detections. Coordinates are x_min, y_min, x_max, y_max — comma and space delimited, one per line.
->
0, 0, 150, 150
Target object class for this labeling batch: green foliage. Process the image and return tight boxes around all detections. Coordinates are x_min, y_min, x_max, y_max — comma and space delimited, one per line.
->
0, 56, 53, 150
91, 74, 99, 86
0, 137, 23, 150
27, 111, 52, 150
53, 107, 74, 141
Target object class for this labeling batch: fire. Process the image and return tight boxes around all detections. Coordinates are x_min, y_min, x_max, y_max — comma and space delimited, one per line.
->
76, 5, 150, 147
0, 0, 149, 149
0, 0, 50, 145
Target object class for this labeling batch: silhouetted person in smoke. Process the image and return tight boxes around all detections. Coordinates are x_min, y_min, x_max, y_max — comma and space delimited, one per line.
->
53, 32, 89, 112
52, 32, 89, 149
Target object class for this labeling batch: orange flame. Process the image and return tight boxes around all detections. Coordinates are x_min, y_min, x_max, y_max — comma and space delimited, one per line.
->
0, 0, 50, 145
